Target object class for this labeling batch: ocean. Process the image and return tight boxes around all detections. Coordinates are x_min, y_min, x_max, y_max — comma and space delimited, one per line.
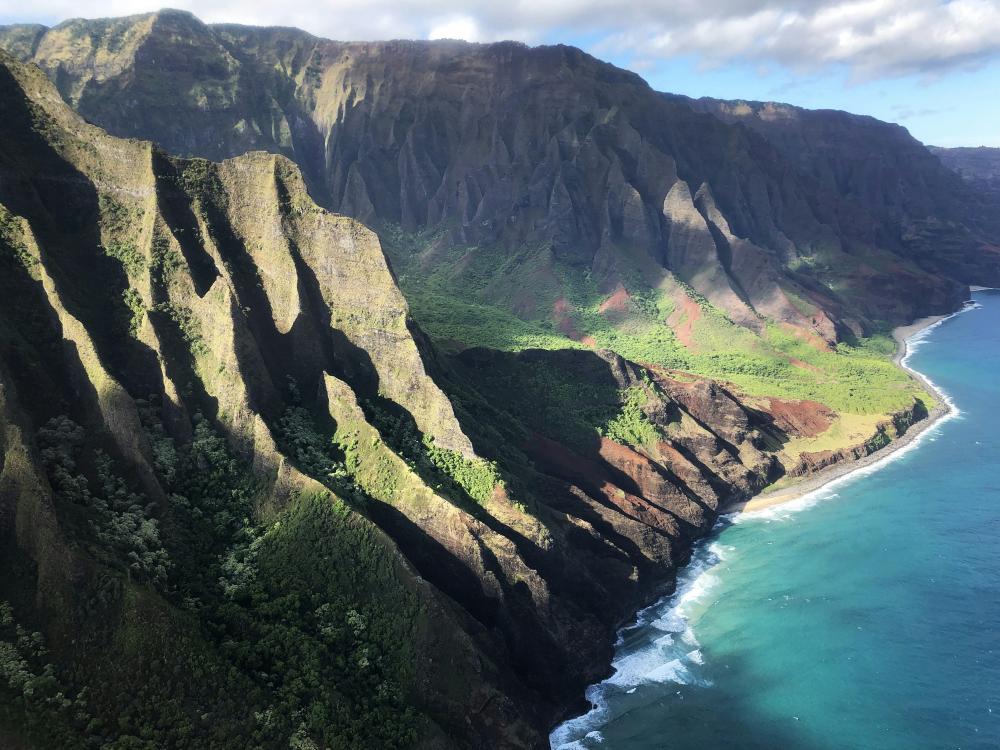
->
552, 290, 1000, 750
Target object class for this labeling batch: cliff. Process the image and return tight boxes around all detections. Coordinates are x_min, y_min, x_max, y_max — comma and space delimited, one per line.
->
0, 9, 984, 347
682, 97, 1000, 287
930, 145, 1000, 209
931, 146, 1000, 185
0, 49, 867, 749
0, 11, 991, 749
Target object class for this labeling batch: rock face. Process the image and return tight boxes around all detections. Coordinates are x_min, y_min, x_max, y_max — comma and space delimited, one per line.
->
683, 97, 1000, 288
1, 9, 989, 340
785, 399, 929, 477
931, 146, 1000, 212
931, 146, 1000, 185
0, 49, 881, 749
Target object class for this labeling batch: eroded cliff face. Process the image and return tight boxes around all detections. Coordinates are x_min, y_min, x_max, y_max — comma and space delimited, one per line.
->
0, 50, 852, 749
0, 15, 981, 748
931, 146, 1000, 213
0, 49, 535, 748
0, 9, 982, 343
684, 97, 1000, 288
932, 146, 1000, 185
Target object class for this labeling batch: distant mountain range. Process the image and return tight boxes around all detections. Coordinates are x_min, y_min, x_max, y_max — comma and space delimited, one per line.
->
931, 145, 1000, 206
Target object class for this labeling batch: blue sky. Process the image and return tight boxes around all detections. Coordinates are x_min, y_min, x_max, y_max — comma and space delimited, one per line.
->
3, 0, 999, 147
602, 52, 1000, 148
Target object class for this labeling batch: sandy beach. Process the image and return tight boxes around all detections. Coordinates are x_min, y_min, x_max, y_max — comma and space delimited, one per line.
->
721, 313, 953, 515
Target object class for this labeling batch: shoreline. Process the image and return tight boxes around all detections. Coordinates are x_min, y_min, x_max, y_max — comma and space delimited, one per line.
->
551, 300, 975, 745
720, 313, 954, 515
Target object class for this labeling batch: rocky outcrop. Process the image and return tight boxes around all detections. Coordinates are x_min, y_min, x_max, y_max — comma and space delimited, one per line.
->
786, 399, 929, 477
0, 49, 536, 747
0, 14, 976, 748
684, 96, 1000, 288
931, 146, 1000, 186
931, 146, 1000, 215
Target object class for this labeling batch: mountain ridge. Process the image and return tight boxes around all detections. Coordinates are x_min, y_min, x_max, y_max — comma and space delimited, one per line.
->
1, 11, 997, 749
0, 46, 870, 748
1, 8, 985, 349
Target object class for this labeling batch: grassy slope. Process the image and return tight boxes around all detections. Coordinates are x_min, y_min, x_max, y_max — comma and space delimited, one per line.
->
383, 227, 934, 462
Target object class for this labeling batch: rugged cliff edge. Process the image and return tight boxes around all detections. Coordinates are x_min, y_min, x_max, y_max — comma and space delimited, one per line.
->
0, 13, 991, 749
0, 50, 896, 749
680, 97, 1000, 288
931, 145, 1000, 209
1, 8, 987, 350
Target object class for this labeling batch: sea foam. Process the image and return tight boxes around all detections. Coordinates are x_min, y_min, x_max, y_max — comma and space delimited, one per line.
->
549, 540, 728, 748
727, 301, 981, 525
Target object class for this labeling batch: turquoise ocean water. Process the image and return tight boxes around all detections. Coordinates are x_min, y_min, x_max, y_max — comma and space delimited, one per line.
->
552, 290, 1000, 750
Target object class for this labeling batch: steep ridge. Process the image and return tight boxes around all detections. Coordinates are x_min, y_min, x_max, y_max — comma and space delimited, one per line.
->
0, 48, 535, 749
0, 9, 981, 347
0, 49, 870, 749
683, 96, 1000, 286
932, 145, 1000, 184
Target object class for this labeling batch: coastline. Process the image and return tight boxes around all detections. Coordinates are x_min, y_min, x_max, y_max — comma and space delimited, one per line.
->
551, 302, 976, 746
720, 313, 953, 515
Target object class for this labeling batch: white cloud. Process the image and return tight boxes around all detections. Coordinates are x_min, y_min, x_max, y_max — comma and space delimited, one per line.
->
428, 15, 481, 42
4, 0, 1000, 79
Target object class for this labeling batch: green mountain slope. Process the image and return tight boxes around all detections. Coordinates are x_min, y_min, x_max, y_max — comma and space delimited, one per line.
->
0, 48, 900, 748
1, 9, 981, 425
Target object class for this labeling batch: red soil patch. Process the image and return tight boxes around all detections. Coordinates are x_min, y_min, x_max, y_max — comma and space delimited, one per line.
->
763, 398, 835, 438
666, 295, 702, 348
598, 283, 631, 316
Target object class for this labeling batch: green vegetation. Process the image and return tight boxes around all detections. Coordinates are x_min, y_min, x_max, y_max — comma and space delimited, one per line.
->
362, 399, 504, 506
177, 158, 221, 200
601, 386, 663, 450
152, 302, 209, 357
779, 412, 885, 458
407, 291, 583, 352
452, 350, 635, 454
277, 406, 352, 489
37, 416, 170, 585
104, 241, 145, 277
381, 227, 929, 417
382, 226, 582, 352
423, 436, 503, 504
0, 601, 95, 748
209, 491, 421, 749
143, 404, 422, 748
150, 229, 184, 284
0, 204, 36, 270
15, 403, 426, 749
98, 195, 146, 278
122, 287, 145, 336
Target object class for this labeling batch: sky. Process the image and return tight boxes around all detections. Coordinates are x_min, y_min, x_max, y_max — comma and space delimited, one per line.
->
1, 0, 999, 147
